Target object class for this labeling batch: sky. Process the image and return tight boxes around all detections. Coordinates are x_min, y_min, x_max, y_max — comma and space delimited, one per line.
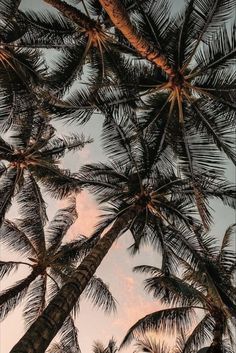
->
0, 1, 235, 353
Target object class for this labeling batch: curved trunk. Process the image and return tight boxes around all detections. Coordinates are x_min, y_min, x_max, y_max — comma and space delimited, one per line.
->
43, 0, 97, 29
0, 268, 41, 305
10, 204, 142, 353
99, 0, 176, 77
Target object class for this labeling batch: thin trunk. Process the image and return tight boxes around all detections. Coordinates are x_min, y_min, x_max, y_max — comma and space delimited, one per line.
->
10, 204, 141, 353
99, 0, 176, 77
43, 0, 96, 29
0, 268, 41, 305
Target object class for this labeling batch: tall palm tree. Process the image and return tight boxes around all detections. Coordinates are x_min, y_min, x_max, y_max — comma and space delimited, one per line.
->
10, 120, 236, 353
93, 0, 236, 182
0, 194, 116, 350
15, 0, 137, 99
0, 0, 47, 130
121, 224, 236, 353
0, 112, 91, 225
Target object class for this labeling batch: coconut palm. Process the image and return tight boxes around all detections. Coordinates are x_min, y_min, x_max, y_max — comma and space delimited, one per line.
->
0, 112, 91, 225
121, 224, 236, 353
0, 194, 116, 350
10, 117, 236, 353
14, 0, 137, 100
0, 0, 49, 130
96, 0, 236, 176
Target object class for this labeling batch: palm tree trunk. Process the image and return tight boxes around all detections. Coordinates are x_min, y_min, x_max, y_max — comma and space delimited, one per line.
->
10, 204, 142, 353
0, 268, 41, 305
43, 0, 96, 29
99, 0, 176, 77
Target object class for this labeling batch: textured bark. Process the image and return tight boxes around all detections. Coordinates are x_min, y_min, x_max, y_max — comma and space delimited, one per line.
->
43, 0, 97, 29
10, 204, 142, 353
99, 0, 176, 77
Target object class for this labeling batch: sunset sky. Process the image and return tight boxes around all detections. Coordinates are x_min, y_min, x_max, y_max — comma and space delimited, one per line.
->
0, 1, 235, 352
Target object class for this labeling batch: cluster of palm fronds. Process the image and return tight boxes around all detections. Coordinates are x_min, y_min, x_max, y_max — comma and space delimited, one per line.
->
0, 0, 235, 353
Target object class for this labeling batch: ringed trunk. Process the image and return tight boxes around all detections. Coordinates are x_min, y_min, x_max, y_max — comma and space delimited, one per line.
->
99, 0, 176, 77
10, 204, 142, 353
43, 0, 97, 29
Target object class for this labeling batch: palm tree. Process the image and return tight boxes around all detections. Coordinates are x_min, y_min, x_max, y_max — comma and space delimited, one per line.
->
10, 119, 236, 353
0, 112, 91, 225
96, 0, 236, 177
0, 194, 116, 350
15, 0, 137, 99
121, 224, 236, 353
0, 0, 47, 130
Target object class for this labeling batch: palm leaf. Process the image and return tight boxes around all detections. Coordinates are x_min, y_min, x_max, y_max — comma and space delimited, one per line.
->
121, 307, 195, 348
23, 274, 47, 328
83, 275, 117, 313
16, 172, 46, 256
47, 196, 77, 254
0, 269, 38, 320
0, 219, 37, 257
175, 314, 215, 353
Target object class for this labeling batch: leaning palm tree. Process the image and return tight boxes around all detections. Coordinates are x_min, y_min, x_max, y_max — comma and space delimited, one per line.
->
121, 224, 236, 353
0, 194, 116, 350
16, 0, 137, 98
10, 119, 236, 353
0, 112, 91, 225
97, 0, 236, 176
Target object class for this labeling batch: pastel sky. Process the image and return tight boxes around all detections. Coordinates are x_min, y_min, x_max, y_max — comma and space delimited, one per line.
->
0, 1, 235, 353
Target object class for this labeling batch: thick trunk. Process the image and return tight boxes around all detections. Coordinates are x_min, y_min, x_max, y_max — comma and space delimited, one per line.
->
0, 268, 40, 305
10, 204, 141, 353
99, 0, 176, 77
43, 0, 97, 29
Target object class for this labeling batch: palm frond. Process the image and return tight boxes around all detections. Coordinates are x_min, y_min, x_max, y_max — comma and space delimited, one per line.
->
0, 219, 37, 257
23, 274, 47, 328
217, 224, 236, 269
144, 271, 205, 307
121, 307, 195, 348
59, 314, 81, 353
0, 167, 17, 225
134, 334, 169, 353
32, 164, 81, 199
20, 9, 75, 46
16, 172, 46, 256
175, 314, 214, 353
0, 269, 38, 320
0, 260, 19, 280
47, 196, 77, 254
83, 275, 117, 313
40, 133, 92, 159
